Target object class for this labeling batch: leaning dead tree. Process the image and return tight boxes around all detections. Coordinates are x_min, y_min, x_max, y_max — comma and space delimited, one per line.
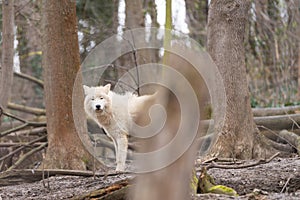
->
253, 106, 300, 117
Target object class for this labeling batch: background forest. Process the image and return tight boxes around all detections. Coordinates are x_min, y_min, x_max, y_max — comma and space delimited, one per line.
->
0, 0, 300, 200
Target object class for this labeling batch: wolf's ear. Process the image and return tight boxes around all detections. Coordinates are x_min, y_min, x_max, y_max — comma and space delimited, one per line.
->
83, 85, 90, 96
103, 84, 111, 94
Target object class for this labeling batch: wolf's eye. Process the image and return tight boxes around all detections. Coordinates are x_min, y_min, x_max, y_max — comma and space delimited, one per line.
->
100, 97, 104, 100
91, 97, 95, 100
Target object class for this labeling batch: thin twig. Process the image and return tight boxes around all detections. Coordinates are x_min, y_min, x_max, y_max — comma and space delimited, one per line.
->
129, 28, 140, 95
280, 176, 292, 193
117, 33, 140, 94
110, 64, 140, 88
284, 111, 300, 129
0, 106, 3, 117
14, 72, 44, 88
2, 111, 27, 123
203, 152, 280, 170
104, 79, 137, 92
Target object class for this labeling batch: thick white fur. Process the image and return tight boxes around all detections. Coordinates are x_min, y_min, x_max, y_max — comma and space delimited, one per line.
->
83, 84, 154, 171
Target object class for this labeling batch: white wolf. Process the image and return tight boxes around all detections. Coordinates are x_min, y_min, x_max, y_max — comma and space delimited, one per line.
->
83, 84, 155, 171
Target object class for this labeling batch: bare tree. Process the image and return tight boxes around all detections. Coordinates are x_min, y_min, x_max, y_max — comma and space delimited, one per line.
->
0, 0, 15, 110
41, 0, 100, 169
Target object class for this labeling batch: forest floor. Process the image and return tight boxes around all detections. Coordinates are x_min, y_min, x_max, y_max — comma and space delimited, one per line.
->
0, 156, 299, 200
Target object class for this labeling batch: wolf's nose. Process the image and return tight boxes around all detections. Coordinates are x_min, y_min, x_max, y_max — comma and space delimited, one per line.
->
95, 105, 101, 110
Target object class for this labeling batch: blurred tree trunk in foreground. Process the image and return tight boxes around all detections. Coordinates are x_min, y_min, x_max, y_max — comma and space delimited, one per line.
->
131, 1, 209, 199
0, 0, 15, 110
42, 0, 96, 169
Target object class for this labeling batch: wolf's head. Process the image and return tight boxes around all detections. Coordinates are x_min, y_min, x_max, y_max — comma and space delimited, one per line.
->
83, 84, 112, 118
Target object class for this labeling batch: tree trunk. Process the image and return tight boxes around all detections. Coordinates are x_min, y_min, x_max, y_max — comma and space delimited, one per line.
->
207, 0, 257, 159
0, 0, 15, 110
12, 0, 43, 112
125, 0, 144, 28
295, 0, 300, 100
185, 0, 208, 46
41, 0, 95, 170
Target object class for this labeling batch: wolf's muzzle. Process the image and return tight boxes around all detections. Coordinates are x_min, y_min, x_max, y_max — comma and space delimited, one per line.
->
95, 105, 101, 110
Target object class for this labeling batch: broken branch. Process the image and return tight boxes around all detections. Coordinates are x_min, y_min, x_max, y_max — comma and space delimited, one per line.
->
14, 72, 44, 88
7, 102, 46, 116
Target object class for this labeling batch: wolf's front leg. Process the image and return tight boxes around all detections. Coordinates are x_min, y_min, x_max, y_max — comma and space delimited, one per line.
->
115, 132, 128, 171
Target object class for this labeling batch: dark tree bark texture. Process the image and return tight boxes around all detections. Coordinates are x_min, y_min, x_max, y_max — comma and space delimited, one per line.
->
207, 0, 259, 159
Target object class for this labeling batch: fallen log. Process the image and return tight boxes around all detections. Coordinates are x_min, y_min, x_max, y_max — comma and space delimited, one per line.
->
0, 169, 129, 187
255, 114, 300, 130
201, 114, 300, 131
71, 179, 130, 200
252, 105, 300, 117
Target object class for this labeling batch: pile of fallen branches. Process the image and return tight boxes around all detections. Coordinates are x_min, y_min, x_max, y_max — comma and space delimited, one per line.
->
201, 106, 300, 155
0, 107, 47, 171
253, 106, 300, 155
0, 72, 47, 172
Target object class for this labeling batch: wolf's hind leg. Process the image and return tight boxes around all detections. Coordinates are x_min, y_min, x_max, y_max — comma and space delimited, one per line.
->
115, 133, 128, 171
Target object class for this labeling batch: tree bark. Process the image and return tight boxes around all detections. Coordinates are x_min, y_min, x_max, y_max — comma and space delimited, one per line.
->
41, 0, 98, 170
125, 0, 144, 28
207, 0, 257, 159
0, 0, 15, 110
